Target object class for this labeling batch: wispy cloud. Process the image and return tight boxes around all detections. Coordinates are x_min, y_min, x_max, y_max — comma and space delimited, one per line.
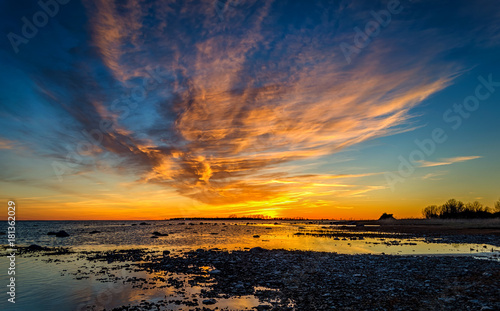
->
335, 206, 354, 210
3, 0, 497, 211
421, 171, 448, 180
33, 1, 461, 205
0, 139, 15, 149
418, 156, 481, 168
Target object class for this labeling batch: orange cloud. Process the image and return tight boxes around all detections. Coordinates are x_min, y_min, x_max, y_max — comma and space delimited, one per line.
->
0, 139, 14, 149
82, 0, 457, 207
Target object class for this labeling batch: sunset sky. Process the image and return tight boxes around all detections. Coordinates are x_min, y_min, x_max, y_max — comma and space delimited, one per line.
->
1, 0, 499, 220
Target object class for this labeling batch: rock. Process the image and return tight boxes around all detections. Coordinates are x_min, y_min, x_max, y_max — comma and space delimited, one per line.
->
139, 222, 150, 225
27, 244, 45, 251
152, 231, 168, 236
150, 236, 158, 239
378, 213, 396, 221
202, 298, 216, 305
253, 235, 261, 238
54, 230, 70, 237
249, 247, 266, 253
89, 230, 101, 234
163, 250, 171, 257
47, 231, 57, 235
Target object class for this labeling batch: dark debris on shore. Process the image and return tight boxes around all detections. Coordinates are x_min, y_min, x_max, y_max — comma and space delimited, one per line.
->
131, 248, 500, 311
3, 244, 500, 310
0, 244, 74, 256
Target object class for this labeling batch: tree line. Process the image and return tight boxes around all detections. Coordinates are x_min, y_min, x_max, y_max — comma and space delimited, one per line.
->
422, 198, 500, 219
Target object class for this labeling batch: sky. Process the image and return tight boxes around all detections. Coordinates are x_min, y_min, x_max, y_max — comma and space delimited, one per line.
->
0, 0, 499, 220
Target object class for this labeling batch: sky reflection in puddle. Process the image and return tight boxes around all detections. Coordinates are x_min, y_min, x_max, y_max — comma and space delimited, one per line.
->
0, 253, 273, 311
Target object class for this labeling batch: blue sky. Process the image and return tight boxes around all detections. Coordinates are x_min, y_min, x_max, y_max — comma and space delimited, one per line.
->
1, 0, 499, 219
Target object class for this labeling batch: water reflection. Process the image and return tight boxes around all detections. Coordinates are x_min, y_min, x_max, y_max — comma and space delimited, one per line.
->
0, 254, 272, 311
1, 220, 499, 310
0, 220, 499, 256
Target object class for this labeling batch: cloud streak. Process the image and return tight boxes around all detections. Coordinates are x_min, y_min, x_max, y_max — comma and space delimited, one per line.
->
418, 156, 482, 168
0, 139, 15, 149
3, 0, 498, 212
53, 0, 462, 205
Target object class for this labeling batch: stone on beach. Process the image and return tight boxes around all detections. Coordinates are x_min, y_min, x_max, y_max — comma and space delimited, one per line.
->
202, 298, 217, 305
152, 231, 168, 236
27, 244, 46, 251
249, 247, 266, 253
47, 230, 70, 237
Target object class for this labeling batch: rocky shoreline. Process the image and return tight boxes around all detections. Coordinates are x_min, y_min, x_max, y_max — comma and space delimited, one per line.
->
138, 248, 500, 311
5, 245, 498, 311
2, 219, 499, 311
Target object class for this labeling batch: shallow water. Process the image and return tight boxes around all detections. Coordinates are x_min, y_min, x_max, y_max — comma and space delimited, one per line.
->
0, 253, 274, 311
1, 220, 499, 310
0, 220, 498, 256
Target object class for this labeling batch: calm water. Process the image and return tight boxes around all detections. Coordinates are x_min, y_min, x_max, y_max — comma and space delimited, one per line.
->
1, 220, 498, 311
0, 220, 498, 255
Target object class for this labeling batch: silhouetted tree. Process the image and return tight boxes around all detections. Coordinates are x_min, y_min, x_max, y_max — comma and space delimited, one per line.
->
465, 201, 486, 213
422, 198, 499, 219
495, 199, 500, 213
440, 199, 465, 218
422, 205, 439, 219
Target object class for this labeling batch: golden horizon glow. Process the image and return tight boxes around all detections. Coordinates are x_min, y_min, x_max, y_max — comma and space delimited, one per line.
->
1, 1, 499, 221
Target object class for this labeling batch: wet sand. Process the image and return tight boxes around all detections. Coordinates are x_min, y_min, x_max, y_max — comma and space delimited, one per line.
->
346, 219, 500, 237
305, 218, 500, 247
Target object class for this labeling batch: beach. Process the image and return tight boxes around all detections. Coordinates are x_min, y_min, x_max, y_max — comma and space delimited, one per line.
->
1, 219, 499, 310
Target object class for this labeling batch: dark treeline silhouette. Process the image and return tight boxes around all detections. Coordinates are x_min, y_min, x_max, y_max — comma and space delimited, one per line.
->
169, 215, 306, 221
422, 198, 500, 219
